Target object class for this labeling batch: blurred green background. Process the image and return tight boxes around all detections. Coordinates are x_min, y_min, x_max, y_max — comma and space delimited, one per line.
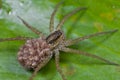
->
0, 0, 120, 80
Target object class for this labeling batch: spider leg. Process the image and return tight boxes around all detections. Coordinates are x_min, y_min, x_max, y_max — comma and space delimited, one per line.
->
0, 36, 32, 42
55, 50, 67, 80
17, 16, 44, 36
29, 65, 42, 80
29, 62, 48, 80
61, 47, 119, 66
65, 29, 118, 46
29, 55, 52, 80
56, 7, 87, 30
49, 1, 63, 32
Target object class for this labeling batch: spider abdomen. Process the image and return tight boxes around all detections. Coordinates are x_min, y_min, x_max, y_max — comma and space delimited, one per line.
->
17, 38, 53, 70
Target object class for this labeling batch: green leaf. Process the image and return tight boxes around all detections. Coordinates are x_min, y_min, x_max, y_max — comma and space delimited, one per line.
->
0, 0, 120, 80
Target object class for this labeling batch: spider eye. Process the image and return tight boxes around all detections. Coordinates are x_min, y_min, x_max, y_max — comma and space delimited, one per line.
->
46, 30, 62, 44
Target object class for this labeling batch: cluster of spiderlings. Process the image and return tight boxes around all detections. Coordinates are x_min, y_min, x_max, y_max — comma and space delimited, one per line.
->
17, 38, 53, 70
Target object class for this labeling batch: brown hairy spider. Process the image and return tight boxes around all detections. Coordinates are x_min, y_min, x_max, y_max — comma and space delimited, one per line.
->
0, 2, 119, 80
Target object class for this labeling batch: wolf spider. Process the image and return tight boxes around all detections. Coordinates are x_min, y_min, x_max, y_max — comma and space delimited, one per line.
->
0, 2, 119, 80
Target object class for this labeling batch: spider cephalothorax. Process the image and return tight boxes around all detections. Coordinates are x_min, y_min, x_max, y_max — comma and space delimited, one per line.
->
0, 2, 119, 80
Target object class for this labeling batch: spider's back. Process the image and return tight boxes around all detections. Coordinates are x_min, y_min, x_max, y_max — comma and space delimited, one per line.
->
17, 38, 53, 70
